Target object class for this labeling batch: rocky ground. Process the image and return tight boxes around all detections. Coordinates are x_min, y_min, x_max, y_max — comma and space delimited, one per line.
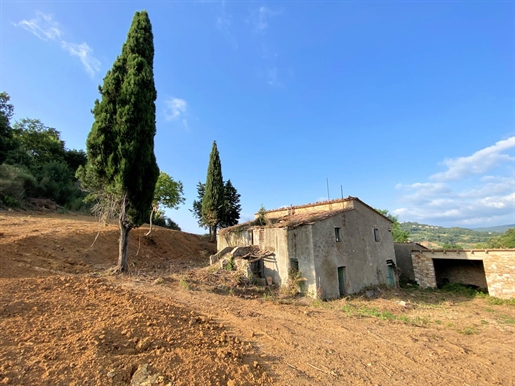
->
1, 212, 514, 385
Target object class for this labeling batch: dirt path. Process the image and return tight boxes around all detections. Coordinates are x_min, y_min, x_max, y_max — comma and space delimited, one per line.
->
122, 277, 515, 386
1, 212, 514, 385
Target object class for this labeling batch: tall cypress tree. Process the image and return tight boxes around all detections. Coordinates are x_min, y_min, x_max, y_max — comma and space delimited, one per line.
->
80, 11, 159, 271
202, 141, 224, 241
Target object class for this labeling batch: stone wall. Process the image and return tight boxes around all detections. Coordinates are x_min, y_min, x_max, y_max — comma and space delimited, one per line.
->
394, 243, 427, 283
433, 259, 488, 289
218, 228, 252, 250
412, 250, 515, 299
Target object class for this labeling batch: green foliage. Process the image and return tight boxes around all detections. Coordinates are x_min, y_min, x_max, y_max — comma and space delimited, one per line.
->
190, 181, 207, 229
11, 119, 65, 167
146, 171, 184, 234
285, 267, 306, 296
0, 107, 86, 207
219, 179, 241, 228
153, 210, 181, 230
79, 11, 159, 271
153, 171, 184, 211
376, 209, 410, 242
225, 257, 234, 271
64, 149, 87, 174
399, 221, 500, 248
441, 243, 463, 250
0, 164, 36, 206
441, 283, 487, 297
192, 177, 241, 231
253, 205, 268, 226
81, 10, 159, 226
487, 228, 515, 248
0, 92, 15, 164
202, 141, 224, 240
179, 277, 190, 290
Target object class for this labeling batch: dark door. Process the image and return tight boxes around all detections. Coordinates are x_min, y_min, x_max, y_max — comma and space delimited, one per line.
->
338, 266, 346, 296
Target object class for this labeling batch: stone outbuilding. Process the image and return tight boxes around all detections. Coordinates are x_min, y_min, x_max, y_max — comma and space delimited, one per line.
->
394, 242, 428, 284
217, 197, 397, 299
411, 249, 515, 299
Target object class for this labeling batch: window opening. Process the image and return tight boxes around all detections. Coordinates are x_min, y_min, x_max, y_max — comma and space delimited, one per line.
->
290, 258, 299, 273
374, 228, 380, 242
335, 227, 341, 242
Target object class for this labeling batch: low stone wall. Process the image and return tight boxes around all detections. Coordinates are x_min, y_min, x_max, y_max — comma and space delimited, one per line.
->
412, 250, 515, 299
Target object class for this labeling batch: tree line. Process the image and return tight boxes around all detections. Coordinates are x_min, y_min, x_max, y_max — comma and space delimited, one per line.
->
0, 93, 88, 209
397, 221, 515, 249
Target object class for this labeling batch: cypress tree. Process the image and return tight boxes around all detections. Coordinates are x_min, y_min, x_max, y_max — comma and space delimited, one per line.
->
80, 10, 159, 271
202, 141, 224, 241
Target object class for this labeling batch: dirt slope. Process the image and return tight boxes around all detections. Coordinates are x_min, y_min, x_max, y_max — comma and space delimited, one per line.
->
1, 212, 514, 385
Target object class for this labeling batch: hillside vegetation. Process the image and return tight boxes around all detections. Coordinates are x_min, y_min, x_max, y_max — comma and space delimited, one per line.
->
399, 222, 506, 249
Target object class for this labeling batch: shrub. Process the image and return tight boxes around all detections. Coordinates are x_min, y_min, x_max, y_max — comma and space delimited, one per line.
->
0, 164, 36, 203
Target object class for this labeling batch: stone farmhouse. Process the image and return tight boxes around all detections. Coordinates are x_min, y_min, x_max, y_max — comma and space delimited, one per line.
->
217, 197, 397, 299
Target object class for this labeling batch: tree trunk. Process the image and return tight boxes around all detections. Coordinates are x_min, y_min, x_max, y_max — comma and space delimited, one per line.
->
145, 209, 154, 236
118, 219, 131, 272
210, 225, 217, 242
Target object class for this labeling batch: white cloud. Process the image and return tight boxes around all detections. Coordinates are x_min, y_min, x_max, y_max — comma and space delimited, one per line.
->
253, 6, 281, 33
266, 67, 280, 86
394, 138, 515, 227
164, 98, 189, 130
15, 12, 61, 41
216, 0, 238, 49
61, 42, 100, 77
431, 136, 515, 181
15, 12, 100, 77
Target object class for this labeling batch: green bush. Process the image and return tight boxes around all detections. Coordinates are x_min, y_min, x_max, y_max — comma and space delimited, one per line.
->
441, 283, 486, 297
0, 164, 37, 202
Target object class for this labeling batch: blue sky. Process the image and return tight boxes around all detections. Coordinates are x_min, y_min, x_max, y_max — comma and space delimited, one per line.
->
1, 1, 514, 233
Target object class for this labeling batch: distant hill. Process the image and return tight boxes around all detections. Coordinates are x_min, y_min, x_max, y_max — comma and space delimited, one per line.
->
470, 224, 515, 233
399, 222, 503, 249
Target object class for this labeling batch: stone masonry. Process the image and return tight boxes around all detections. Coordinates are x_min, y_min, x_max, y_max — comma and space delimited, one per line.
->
412, 250, 515, 299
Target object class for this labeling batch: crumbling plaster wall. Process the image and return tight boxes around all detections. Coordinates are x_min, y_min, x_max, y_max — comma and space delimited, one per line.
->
336, 201, 396, 296
289, 201, 396, 299
218, 226, 291, 285
287, 225, 316, 296
218, 229, 252, 249
412, 250, 515, 299
254, 227, 290, 286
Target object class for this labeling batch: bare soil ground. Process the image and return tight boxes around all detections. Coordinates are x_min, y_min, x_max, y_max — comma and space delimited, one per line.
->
1, 212, 514, 385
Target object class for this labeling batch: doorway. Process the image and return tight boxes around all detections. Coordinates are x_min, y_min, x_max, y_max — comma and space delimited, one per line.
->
337, 266, 346, 296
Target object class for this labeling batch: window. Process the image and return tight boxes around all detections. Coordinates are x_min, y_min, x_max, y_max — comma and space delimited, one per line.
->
290, 258, 299, 273
374, 228, 380, 242
335, 227, 341, 242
